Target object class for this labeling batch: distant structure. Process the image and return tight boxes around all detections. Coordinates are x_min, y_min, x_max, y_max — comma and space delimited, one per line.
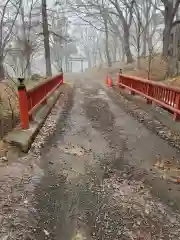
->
65, 55, 87, 72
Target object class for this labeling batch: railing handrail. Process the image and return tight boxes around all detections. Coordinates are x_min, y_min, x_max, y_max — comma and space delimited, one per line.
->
27, 73, 63, 93
121, 74, 180, 93
18, 73, 64, 129
117, 73, 180, 121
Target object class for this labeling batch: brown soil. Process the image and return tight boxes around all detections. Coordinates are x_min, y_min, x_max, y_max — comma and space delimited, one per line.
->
87, 55, 171, 83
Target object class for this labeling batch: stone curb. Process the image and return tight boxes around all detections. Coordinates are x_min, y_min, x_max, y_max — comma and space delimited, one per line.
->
4, 84, 72, 152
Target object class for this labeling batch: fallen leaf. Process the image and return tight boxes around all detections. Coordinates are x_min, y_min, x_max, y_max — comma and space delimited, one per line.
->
43, 229, 50, 236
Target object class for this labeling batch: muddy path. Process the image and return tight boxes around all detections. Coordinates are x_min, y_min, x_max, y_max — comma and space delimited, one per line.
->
31, 74, 180, 239
1, 74, 180, 239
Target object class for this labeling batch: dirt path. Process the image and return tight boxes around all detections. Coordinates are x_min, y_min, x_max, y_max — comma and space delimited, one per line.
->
1, 73, 180, 239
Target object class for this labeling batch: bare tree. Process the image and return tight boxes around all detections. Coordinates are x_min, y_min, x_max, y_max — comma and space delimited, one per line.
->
68, 0, 113, 66
19, 0, 41, 77
42, 0, 52, 76
6, 0, 42, 78
159, 0, 180, 56
55, 0, 180, 73
0, 0, 22, 79
109, 0, 135, 63
147, 45, 160, 80
139, 0, 158, 57
131, 2, 143, 68
101, 6, 112, 66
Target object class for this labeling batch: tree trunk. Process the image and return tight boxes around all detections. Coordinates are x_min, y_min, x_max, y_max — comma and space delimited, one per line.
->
113, 48, 117, 62
137, 37, 141, 69
112, 43, 117, 62
124, 27, 133, 63
120, 40, 125, 61
147, 37, 153, 52
42, 0, 52, 77
87, 58, 92, 68
86, 51, 92, 68
142, 30, 147, 57
93, 51, 97, 66
162, 1, 176, 57
137, 48, 140, 69
102, 12, 112, 67
162, 23, 171, 57
98, 47, 103, 62
112, 37, 117, 62
25, 55, 31, 78
0, 60, 5, 80
104, 24, 112, 67
26, 63, 31, 78
0, 55, 5, 80
142, 2, 147, 57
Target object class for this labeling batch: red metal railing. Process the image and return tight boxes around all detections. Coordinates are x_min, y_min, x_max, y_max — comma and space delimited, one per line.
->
18, 73, 63, 129
117, 74, 180, 121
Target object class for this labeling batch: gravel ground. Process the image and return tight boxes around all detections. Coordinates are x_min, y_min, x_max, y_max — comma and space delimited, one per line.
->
1, 74, 180, 239
0, 85, 73, 239
111, 86, 180, 151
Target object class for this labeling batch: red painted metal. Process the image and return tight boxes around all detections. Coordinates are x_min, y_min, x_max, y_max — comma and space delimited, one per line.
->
109, 77, 113, 87
105, 75, 109, 86
18, 73, 63, 129
18, 88, 29, 129
117, 74, 180, 121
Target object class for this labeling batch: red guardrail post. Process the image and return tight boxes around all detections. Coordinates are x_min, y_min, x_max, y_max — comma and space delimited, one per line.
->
18, 78, 29, 129
60, 68, 64, 84
118, 69, 124, 88
130, 78, 135, 95
42, 85, 47, 105
146, 83, 153, 104
174, 94, 180, 121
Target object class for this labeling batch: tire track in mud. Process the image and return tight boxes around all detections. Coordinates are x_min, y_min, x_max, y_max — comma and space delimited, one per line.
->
30, 82, 128, 240
83, 87, 128, 174
29, 80, 180, 240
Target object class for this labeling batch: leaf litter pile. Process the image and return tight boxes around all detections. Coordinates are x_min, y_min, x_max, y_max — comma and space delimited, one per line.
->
97, 173, 180, 240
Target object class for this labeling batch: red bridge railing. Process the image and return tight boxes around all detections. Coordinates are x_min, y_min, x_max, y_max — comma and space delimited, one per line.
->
18, 73, 63, 129
117, 74, 180, 121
